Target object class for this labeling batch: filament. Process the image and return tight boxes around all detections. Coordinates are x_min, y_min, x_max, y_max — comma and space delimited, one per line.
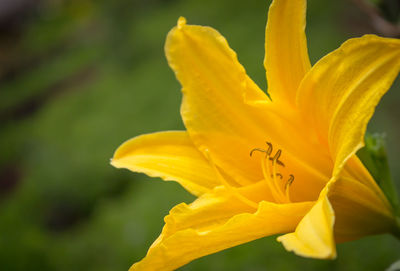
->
285, 175, 294, 202
251, 143, 295, 204
271, 157, 288, 203
261, 154, 286, 203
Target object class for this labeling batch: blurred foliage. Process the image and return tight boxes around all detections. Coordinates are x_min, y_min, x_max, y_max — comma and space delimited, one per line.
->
0, 0, 400, 270
370, 0, 400, 23
358, 133, 400, 214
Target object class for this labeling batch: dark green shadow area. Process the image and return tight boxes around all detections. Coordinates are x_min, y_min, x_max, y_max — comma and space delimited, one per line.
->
0, 0, 399, 270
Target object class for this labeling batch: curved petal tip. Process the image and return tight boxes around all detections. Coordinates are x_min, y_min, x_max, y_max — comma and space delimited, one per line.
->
177, 16, 187, 29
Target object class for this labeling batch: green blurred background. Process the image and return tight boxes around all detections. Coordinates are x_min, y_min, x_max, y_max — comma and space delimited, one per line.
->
1, 0, 400, 270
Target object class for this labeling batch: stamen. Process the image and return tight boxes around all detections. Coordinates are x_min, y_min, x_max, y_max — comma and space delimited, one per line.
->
261, 154, 286, 203
265, 142, 273, 153
285, 174, 294, 202
271, 157, 287, 202
269, 149, 285, 167
250, 142, 272, 157
250, 148, 269, 157
205, 150, 259, 209
251, 142, 295, 204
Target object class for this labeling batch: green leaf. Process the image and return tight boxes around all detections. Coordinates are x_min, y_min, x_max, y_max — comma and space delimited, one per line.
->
357, 133, 400, 215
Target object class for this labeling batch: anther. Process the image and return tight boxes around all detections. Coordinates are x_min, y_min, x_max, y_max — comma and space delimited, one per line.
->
250, 142, 273, 157
265, 142, 273, 154
287, 174, 294, 185
270, 173, 283, 179
269, 149, 285, 167
250, 148, 269, 157
285, 174, 295, 202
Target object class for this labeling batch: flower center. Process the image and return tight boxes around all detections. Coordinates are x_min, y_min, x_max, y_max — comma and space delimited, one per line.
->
250, 142, 294, 204
205, 142, 295, 210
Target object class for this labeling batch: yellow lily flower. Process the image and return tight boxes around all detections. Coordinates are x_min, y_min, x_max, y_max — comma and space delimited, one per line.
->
111, 0, 400, 270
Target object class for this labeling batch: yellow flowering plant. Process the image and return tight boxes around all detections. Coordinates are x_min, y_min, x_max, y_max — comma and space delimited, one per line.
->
111, 0, 400, 270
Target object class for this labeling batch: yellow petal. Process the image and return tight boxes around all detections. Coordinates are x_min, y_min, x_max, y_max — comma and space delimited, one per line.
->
165, 17, 277, 185
342, 155, 390, 210
297, 35, 400, 177
292, 37, 400, 251
111, 131, 219, 196
165, 18, 332, 197
278, 156, 397, 257
329, 174, 396, 243
277, 182, 336, 259
282, 162, 396, 252
264, 0, 311, 106
131, 184, 314, 270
